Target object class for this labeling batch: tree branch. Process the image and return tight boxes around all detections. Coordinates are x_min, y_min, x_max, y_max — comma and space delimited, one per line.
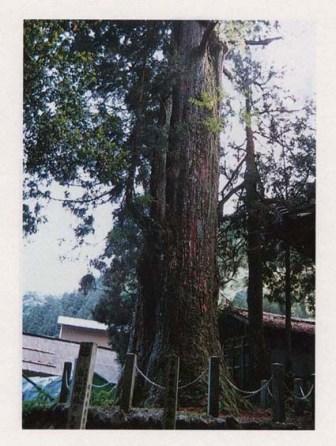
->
223, 66, 234, 80
221, 181, 245, 205
221, 155, 246, 195
218, 181, 245, 225
257, 107, 302, 115
48, 189, 113, 204
199, 21, 218, 53
244, 36, 283, 46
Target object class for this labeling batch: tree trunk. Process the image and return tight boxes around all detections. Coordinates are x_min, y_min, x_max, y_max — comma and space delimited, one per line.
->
161, 20, 223, 405
244, 95, 269, 387
129, 97, 169, 403
129, 21, 239, 410
285, 244, 292, 374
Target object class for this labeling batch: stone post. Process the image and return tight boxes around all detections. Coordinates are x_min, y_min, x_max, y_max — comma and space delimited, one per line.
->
271, 363, 285, 422
207, 356, 220, 417
66, 342, 97, 429
120, 353, 137, 413
163, 354, 180, 429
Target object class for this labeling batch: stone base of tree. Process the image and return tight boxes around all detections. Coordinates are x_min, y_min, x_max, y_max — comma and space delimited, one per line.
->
22, 405, 313, 430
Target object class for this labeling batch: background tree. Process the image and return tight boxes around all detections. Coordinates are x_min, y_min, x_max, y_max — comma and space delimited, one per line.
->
219, 22, 282, 385
93, 216, 141, 361
258, 98, 316, 372
218, 21, 315, 383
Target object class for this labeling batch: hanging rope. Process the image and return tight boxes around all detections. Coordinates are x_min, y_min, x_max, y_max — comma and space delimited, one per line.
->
300, 385, 305, 397
178, 370, 207, 390
92, 381, 116, 389
135, 365, 166, 390
267, 382, 273, 398
64, 373, 114, 390
224, 375, 272, 396
294, 384, 314, 401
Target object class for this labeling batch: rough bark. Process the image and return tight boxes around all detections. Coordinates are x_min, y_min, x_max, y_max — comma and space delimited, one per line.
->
158, 20, 224, 405
130, 21, 239, 410
129, 98, 169, 403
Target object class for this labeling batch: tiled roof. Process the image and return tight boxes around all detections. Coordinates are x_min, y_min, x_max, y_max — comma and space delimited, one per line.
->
230, 308, 315, 335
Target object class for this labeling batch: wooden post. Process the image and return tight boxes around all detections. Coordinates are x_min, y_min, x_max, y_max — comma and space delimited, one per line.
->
120, 353, 137, 413
59, 361, 72, 403
294, 377, 304, 416
207, 356, 220, 417
272, 363, 285, 422
163, 354, 180, 429
260, 379, 269, 409
66, 342, 97, 429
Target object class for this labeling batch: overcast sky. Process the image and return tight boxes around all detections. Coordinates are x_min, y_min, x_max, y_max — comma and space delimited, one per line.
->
22, 20, 315, 295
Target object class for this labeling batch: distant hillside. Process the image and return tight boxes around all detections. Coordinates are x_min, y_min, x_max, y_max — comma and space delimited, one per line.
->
23, 287, 104, 337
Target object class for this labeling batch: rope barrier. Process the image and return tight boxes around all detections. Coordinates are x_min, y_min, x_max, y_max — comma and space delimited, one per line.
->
178, 370, 207, 390
92, 381, 116, 389
136, 365, 166, 390
294, 384, 314, 401
267, 382, 273, 399
136, 365, 206, 391
224, 375, 272, 396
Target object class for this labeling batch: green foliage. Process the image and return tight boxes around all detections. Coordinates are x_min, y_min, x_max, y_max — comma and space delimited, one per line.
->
23, 286, 104, 337
23, 20, 171, 240
23, 24, 172, 375
189, 90, 219, 111
90, 386, 117, 407
93, 217, 140, 361
188, 89, 225, 133
240, 109, 258, 127
263, 245, 315, 316
22, 394, 55, 417
218, 20, 256, 48
229, 289, 312, 318
203, 116, 223, 134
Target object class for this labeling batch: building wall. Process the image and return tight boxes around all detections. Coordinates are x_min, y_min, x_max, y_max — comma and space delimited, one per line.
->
269, 332, 315, 378
23, 333, 121, 382
222, 329, 315, 388
59, 325, 110, 348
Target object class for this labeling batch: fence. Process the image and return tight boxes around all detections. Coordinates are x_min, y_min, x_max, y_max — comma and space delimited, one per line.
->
28, 341, 314, 429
